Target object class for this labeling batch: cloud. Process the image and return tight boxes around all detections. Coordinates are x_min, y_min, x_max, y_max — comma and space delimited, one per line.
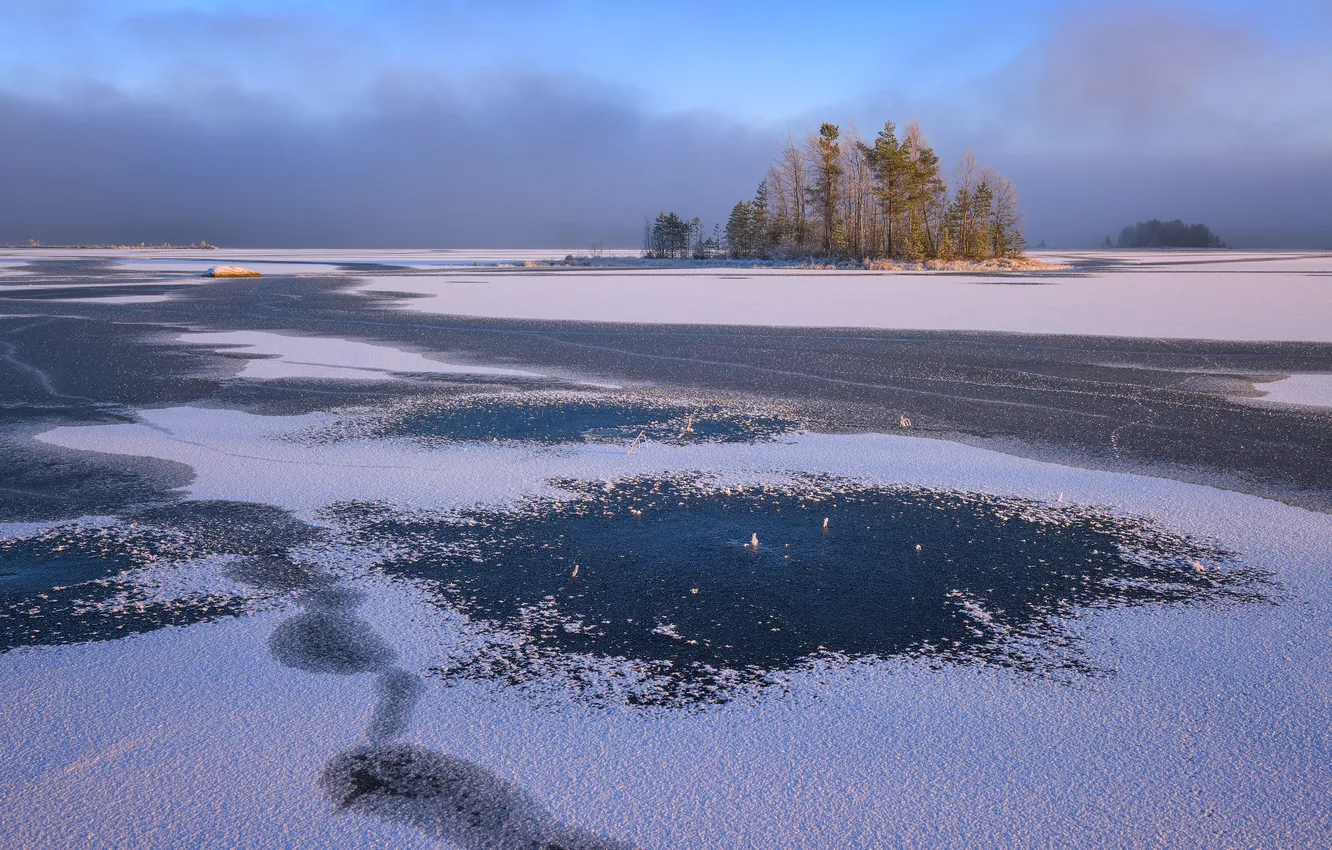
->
1031, 7, 1253, 121
854, 2, 1332, 247
978, 2, 1332, 152
0, 80, 776, 247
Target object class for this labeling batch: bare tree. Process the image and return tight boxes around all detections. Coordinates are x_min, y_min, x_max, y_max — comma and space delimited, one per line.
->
952, 152, 979, 259
778, 133, 808, 250
985, 169, 1025, 257
842, 126, 874, 258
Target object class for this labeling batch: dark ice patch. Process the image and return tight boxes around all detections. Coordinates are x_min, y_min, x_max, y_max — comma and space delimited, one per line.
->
320, 743, 634, 849
0, 500, 322, 652
333, 475, 1270, 706
369, 667, 425, 743
268, 609, 396, 674
0, 578, 245, 652
268, 587, 396, 675
344, 394, 799, 446
224, 555, 333, 593
0, 521, 181, 601
131, 500, 318, 555
0, 541, 124, 596
0, 435, 195, 523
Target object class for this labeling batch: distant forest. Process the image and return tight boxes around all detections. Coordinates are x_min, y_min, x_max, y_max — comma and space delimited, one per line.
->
1108, 219, 1225, 249
645, 120, 1025, 261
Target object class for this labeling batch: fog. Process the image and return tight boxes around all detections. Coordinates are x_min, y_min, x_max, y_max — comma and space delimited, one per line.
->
0, 84, 774, 249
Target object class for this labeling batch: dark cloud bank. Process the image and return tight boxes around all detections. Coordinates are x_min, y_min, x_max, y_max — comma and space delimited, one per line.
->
0, 82, 775, 249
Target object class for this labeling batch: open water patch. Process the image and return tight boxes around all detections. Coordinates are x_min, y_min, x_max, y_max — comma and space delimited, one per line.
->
312, 391, 801, 447
333, 474, 1270, 707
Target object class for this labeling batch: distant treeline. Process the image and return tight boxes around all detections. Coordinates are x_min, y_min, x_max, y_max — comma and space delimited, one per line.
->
1109, 220, 1225, 249
645, 120, 1025, 261
11, 240, 219, 250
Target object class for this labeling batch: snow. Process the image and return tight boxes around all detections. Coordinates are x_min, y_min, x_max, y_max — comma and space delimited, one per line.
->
24, 404, 1274, 521
356, 253, 1332, 340
0, 247, 638, 271
1253, 374, 1332, 408
0, 280, 202, 293
58, 294, 174, 304
5, 248, 1331, 848
11, 401, 1332, 849
2, 592, 1325, 849
176, 331, 547, 382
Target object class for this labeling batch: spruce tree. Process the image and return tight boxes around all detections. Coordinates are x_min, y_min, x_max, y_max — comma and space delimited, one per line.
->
970, 178, 994, 259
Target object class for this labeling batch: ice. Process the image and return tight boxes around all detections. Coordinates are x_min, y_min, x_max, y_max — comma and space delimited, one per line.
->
4, 248, 1330, 849
357, 252, 1332, 341
30, 403, 1222, 520
1252, 373, 1332, 408
0, 280, 202, 293
7, 399, 1332, 849
57, 294, 174, 304
176, 331, 546, 382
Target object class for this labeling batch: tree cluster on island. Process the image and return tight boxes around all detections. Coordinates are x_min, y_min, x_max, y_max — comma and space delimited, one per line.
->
1104, 219, 1225, 249
644, 120, 1025, 262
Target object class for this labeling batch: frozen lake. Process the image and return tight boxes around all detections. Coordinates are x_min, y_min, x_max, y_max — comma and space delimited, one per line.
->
0, 250, 1329, 849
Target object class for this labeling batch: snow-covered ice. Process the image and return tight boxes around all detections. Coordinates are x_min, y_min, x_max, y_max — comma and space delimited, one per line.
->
3, 249, 1330, 849
1253, 373, 1332, 408
357, 253, 1332, 341
8, 400, 1331, 848
59, 294, 175, 304
176, 331, 547, 382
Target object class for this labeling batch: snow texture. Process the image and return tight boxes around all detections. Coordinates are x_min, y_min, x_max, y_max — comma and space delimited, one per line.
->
1254, 373, 1332, 408
176, 331, 546, 382
3, 249, 1330, 849
59, 294, 174, 304
8, 403, 1331, 849
357, 252, 1332, 341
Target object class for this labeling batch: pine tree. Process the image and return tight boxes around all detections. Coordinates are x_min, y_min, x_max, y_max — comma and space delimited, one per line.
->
726, 202, 754, 258
867, 122, 908, 258
941, 192, 963, 260
651, 212, 694, 259
809, 123, 842, 257
970, 178, 994, 259
706, 117, 1027, 264
903, 123, 945, 258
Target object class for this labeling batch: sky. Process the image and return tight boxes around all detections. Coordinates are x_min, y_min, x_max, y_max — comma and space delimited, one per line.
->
1, 0, 1330, 248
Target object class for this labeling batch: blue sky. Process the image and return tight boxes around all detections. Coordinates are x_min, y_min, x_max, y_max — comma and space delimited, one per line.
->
2, 0, 1330, 246
6, 0, 1326, 125
4, 1, 1049, 117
